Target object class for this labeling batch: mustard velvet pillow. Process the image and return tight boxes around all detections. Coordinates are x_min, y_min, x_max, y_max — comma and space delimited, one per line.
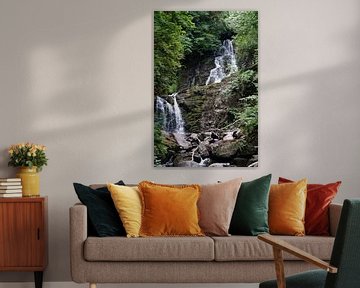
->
269, 179, 307, 236
138, 181, 203, 237
107, 183, 142, 238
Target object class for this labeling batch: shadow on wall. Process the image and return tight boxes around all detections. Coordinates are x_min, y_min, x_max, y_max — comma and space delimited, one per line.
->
259, 2, 360, 195
0, 0, 202, 282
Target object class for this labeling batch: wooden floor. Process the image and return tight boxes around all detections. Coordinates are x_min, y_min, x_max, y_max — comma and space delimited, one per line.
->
0, 283, 259, 288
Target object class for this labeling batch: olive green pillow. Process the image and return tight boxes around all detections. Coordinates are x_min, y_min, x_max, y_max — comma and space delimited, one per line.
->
229, 174, 272, 236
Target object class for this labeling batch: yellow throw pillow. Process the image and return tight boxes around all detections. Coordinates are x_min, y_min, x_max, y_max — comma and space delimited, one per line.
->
269, 179, 307, 236
107, 183, 142, 238
138, 181, 204, 237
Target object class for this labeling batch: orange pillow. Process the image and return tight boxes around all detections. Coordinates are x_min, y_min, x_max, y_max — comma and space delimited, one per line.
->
138, 181, 204, 237
269, 179, 307, 236
279, 177, 341, 236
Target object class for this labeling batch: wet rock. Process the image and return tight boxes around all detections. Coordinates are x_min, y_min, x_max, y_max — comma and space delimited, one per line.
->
200, 158, 211, 167
211, 132, 219, 139
172, 152, 192, 166
233, 157, 249, 167
223, 132, 234, 141
238, 144, 258, 156
189, 133, 200, 142
177, 161, 202, 167
233, 129, 243, 139
247, 155, 258, 167
173, 133, 192, 150
209, 138, 216, 144
198, 142, 210, 158
193, 154, 202, 163
211, 139, 243, 160
197, 133, 207, 141
209, 163, 231, 167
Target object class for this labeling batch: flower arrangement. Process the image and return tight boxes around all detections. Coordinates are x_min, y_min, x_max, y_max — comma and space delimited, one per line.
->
8, 142, 48, 172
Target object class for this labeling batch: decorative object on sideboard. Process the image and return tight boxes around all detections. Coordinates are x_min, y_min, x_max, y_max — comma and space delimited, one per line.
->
8, 143, 48, 197
0, 178, 22, 197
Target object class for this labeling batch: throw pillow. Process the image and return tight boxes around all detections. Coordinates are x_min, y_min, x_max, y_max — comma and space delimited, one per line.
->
229, 174, 272, 236
138, 181, 203, 237
198, 177, 242, 236
107, 183, 142, 238
269, 179, 307, 236
279, 177, 341, 236
73, 181, 126, 237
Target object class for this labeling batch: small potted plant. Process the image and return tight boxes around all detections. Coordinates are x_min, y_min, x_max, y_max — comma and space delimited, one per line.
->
8, 143, 48, 197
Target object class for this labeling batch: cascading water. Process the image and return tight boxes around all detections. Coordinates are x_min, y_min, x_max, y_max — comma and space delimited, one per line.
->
156, 96, 174, 132
206, 39, 238, 85
155, 93, 185, 133
172, 93, 185, 133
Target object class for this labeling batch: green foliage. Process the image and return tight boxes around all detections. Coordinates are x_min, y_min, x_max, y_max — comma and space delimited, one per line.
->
227, 69, 258, 98
228, 102, 258, 142
154, 123, 168, 164
185, 11, 229, 58
154, 11, 194, 95
154, 11, 236, 95
226, 11, 258, 69
8, 143, 48, 172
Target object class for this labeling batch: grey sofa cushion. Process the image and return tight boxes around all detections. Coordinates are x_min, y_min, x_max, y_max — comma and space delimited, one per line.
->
84, 236, 214, 261
212, 236, 334, 261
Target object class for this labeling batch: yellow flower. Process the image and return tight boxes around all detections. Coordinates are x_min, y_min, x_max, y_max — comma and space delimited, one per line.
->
27, 152, 32, 157
8, 149, 13, 155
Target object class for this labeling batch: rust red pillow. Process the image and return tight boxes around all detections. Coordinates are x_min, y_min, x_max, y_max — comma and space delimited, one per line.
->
278, 177, 341, 236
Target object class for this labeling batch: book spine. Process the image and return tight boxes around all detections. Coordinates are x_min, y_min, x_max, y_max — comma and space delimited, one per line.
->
0, 178, 21, 182
0, 183, 22, 186
0, 190, 23, 193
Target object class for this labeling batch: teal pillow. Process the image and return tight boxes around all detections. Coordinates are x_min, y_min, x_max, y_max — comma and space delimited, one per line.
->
229, 174, 272, 236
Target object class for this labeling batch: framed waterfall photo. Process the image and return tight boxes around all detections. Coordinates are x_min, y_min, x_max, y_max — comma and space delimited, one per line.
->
154, 11, 258, 167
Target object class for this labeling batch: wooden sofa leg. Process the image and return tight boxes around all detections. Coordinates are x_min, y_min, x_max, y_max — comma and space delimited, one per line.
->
89, 283, 96, 288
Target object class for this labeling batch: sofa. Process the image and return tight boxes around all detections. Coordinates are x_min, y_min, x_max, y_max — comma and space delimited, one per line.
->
70, 201, 342, 287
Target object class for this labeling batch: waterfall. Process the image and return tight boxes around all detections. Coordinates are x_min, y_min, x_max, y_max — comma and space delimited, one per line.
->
172, 93, 185, 133
156, 93, 185, 133
156, 96, 174, 132
206, 39, 238, 85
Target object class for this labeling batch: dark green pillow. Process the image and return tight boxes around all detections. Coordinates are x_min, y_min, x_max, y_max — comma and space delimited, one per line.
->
73, 181, 126, 237
229, 174, 272, 236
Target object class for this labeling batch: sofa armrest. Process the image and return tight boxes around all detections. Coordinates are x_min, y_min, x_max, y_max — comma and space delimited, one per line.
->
69, 203, 88, 283
329, 203, 342, 237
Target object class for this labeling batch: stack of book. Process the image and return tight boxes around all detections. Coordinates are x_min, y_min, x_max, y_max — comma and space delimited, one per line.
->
0, 178, 22, 197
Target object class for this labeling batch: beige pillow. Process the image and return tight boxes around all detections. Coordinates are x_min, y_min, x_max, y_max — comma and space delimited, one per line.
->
198, 178, 242, 236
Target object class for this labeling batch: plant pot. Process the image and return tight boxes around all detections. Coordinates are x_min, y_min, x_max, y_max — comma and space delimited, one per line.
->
16, 167, 40, 197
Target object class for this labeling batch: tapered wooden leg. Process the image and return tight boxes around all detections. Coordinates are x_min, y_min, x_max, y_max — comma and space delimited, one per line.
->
34, 271, 43, 288
273, 247, 286, 288
89, 283, 97, 288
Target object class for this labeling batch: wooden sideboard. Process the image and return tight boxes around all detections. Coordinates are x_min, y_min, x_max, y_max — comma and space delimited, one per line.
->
0, 197, 47, 288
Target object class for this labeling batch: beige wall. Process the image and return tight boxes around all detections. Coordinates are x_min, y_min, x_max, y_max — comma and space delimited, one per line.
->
0, 0, 359, 282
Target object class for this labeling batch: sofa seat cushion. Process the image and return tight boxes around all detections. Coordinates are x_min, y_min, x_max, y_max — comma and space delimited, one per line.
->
84, 236, 214, 261
212, 236, 334, 261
